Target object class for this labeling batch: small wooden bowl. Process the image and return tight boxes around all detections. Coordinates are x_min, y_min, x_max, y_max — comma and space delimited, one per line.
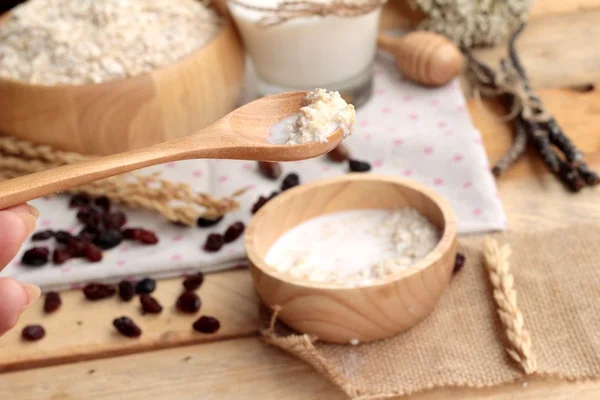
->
245, 174, 457, 343
0, 4, 245, 155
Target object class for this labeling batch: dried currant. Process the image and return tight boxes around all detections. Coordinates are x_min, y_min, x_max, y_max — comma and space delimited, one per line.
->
203, 233, 224, 252
135, 278, 156, 294
118, 280, 136, 302
102, 211, 127, 230
83, 283, 116, 300
66, 238, 87, 258
22, 324, 45, 341
44, 291, 62, 313
281, 173, 300, 191
453, 253, 466, 274
223, 222, 245, 243
348, 159, 371, 173
193, 316, 220, 334
176, 292, 201, 313
113, 316, 142, 338
251, 196, 268, 214
183, 272, 205, 291
93, 230, 123, 250
69, 193, 91, 208
140, 295, 163, 314
94, 196, 111, 212
54, 231, 73, 245
84, 243, 103, 262
327, 144, 350, 163
21, 247, 50, 267
78, 225, 99, 242
257, 161, 282, 180
77, 208, 102, 227
52, 248, 71, 265
122, 228, 141, 240
136, 229, 159, 245
196, 216, 223, 228
31, 230, 54, 241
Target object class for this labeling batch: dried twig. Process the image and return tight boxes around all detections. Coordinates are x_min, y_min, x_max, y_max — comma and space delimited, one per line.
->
483, 238, 537, 375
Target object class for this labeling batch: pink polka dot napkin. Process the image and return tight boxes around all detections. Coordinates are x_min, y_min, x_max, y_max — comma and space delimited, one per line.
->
3, 53, 506, 291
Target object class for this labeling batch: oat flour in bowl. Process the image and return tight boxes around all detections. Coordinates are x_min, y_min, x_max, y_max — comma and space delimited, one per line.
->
264, 208, 440, 287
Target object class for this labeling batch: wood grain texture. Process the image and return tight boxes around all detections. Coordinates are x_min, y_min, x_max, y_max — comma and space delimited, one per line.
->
0, 9, 245, 156
0, 92, 344, 210
247, 174, 457, 343
378, 31, 464, 86
0, 270, 259, 373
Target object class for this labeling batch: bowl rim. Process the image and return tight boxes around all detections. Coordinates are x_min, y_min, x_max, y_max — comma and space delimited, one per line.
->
0, 4, 233, 89
245, 173, 458, 291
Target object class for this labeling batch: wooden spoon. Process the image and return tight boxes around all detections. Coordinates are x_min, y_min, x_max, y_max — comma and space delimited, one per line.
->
0, 92, 344, 209
378, 31, 464, 86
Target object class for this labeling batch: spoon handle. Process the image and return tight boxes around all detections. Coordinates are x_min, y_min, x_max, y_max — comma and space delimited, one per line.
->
0, 136, 201, 209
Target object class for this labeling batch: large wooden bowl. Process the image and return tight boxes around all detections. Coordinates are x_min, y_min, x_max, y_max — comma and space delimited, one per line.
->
245, 174, 457, 343
0, 4, 245, 155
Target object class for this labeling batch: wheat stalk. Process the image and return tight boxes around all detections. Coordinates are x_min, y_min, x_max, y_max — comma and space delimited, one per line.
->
483, 237, 537, 374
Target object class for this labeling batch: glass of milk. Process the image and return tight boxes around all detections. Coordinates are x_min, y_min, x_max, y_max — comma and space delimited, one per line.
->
227, 0, 382, 108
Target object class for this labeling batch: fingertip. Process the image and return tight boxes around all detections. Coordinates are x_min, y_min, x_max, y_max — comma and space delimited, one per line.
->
0, 278, 30, 335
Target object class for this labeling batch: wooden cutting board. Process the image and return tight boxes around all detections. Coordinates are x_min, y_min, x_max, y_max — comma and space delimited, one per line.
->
1, 85, 599, 372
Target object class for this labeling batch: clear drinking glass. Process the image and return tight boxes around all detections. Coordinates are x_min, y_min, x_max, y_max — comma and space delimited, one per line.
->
227, 0, 382, 108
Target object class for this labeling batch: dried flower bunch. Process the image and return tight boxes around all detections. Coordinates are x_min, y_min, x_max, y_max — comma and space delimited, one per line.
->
0, 136, 241, 225
411, 0, 533, 48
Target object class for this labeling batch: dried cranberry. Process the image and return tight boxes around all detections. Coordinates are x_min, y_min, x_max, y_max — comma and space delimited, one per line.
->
257, 161, 282, 180
21, 247, 50, 267
176, 292, 201, 313
183, 272, 205, 291
348, 159, 371, 172
67, 238, 87, 258
94, 196, 111, 212
83, 283, 116, 300
122, 228, 140, 240
281, 173, 300, 191
203, 233, 224, 252
135, 278, 156, 294
93, 230, 123, 250
197, 216, 223, 228
113, 316, 141, 338
223, 222, 245, 243
102, 211, 127, 230
84, 243, 103, 262
136, 229, 159, 245
193, 316, 220, 334
327, 144, 350, 163
453, 253, 466, 274
52, 248, 71, 265
22, 324, 45, 341
140, 294, 163, 314
118, 280, 136, 302
69, 193, 91, 208
31, 230, 54, 241
44, 292, 62, 313
54, 231, 72, 245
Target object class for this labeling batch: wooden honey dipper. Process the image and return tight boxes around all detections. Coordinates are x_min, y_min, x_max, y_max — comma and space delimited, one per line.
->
377, 31, 464, 86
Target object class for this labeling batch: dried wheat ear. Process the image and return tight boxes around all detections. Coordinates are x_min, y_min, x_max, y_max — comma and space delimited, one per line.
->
0, 136, 242, 225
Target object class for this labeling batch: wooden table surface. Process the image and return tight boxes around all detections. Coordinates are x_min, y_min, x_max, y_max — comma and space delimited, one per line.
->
3, 1, 600, 399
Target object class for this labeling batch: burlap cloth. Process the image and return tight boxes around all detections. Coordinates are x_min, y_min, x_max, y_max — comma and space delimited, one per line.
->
260, 224, 600, 399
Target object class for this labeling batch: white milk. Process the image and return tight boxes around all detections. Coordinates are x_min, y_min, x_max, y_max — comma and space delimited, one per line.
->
227, 0, 382, 89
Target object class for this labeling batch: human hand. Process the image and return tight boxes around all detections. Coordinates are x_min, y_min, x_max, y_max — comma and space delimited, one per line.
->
0, 204, 41, 336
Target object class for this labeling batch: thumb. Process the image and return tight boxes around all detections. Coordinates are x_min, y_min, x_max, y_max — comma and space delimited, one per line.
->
0, 278, 41, 335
